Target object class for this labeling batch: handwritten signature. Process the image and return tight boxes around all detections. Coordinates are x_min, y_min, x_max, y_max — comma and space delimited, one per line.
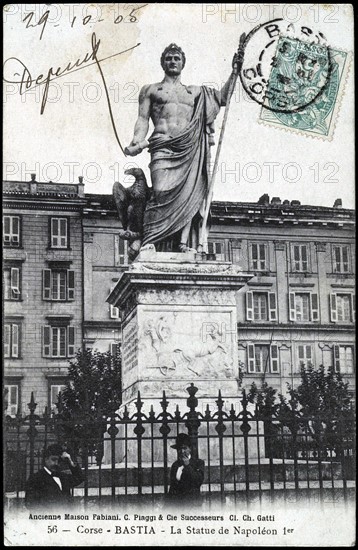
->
3, 32, 140, 153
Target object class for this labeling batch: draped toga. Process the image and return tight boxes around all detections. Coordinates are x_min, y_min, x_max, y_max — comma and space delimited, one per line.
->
142, 86, 221, 246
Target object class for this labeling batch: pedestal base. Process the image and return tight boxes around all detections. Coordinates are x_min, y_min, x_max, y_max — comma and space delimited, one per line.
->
108, 252, 252, 405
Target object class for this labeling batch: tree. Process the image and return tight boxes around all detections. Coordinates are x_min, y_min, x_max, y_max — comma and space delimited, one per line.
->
54, 348, 122, 463
247, 365, 355, 460
284, 364, 355, 457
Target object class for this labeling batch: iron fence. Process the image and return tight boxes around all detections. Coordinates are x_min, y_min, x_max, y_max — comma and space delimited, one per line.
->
4, 384, 356, 505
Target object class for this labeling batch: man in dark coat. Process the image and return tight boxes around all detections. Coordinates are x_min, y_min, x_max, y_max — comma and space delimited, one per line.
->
25, 444, 84, 509
169, 433, 205, 499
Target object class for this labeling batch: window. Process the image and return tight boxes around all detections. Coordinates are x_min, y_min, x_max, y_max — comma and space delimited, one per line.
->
109, 285, 120, 319
250, 243, 268, 271
292, 244, 309, 272
332, 245, 351, 274
333, 345, 354, 374
208, 241, 226, 261
3, 216, 21, 247
330, 293, 355, 323
294, 293, 310, 321
110, 342, 120, 356
43, 269, 75, 301
247, 344, 279, 373
246, 291, 277, 321
289, 292, 319, 322
50, 218, 68, 248
50, 384, 66, 411
42, 326, 75, 358
4, 323, 20, 358
3, 267, 21, 300
297, 344, 313, 367
5, 385, 19, 417
115, 235, 129, 266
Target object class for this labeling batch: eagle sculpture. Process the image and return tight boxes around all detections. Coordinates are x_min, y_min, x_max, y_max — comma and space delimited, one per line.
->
113, 167, 150, 261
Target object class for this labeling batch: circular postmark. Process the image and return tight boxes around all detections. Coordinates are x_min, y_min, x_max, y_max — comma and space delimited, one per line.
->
239, 18, 333, 114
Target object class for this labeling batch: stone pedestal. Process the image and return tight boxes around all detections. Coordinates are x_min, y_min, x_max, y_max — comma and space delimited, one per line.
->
107, 250, 252, 408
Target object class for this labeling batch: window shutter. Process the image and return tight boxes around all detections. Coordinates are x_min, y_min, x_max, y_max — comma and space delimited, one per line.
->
270, 344, 279, 373
311, 293, 319, 321
4, 324, 10, 357
269, 292, 277, 321
351, 294, 355, 323
259, 244, 266, 270
342, 246, 349, 272
302, 245, 308, 271
12, 216, 19, 237
11, 267, 20, 298
110, 343, 119, 356
60, 219, 67, 247
248, 344, 255, 373
298, 345, 304, 361
333, 344, 340, 372
292, 245, 298, 271
43, 269, 52, 300
43, 326, 51, 357
51, 218, 59, 247
246, 291, 254, 321
10, 217, 20, 245
289, 293, 296, 321
11, 324, 19, 357
330, 293, 337, 322
67, 270, 75, 300
4, 216, 10, 239
10, 386, 18, 416
67, 326, 75, 356
6, 386, 18, 417
251, 244, 257, 270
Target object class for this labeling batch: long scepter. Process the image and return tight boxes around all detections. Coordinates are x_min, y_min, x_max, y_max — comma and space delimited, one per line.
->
198, 33, 246, 253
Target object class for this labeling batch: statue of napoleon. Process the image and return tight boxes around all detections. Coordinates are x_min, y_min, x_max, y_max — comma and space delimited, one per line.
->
113, 43, 243, 260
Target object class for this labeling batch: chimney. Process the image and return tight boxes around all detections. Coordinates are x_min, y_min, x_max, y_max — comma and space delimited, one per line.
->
78, 176, 84, 197
291, 200, 301, 206
258, 193, 270, 205
30, 173, 37, 194
271, 197, 281, 205
333, 198, 342, 208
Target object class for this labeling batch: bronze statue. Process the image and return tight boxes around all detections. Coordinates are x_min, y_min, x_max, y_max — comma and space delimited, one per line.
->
113, 167, 150, 261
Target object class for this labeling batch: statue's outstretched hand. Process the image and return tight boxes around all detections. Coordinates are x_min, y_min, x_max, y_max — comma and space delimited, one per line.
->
124, 140, 149, 156
124, 142, 141, 156
232, 33, 246, 75
232, 49, 244, 75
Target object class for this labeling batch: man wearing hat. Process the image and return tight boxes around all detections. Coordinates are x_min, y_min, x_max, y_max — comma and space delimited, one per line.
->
25, 444, 84, 509
169, 433, 205, 499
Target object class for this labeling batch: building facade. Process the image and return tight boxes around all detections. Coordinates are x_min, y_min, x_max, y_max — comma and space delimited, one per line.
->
3, 178, 85, 415
210, 197, 355, 397
3, 179, 355, 415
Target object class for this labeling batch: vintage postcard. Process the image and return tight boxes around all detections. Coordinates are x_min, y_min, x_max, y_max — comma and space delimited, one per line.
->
3, 3, 355, 547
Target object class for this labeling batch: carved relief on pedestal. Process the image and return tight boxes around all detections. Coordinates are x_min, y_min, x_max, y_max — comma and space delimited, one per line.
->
141, 312, 235, 380
137, 288, 236, 306
130, 262, 242, 275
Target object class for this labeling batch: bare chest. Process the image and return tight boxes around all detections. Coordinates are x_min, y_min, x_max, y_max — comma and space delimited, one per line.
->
152, 85, 197, 109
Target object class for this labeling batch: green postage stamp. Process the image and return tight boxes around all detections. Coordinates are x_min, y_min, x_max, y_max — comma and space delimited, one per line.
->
259, 36, 351, 140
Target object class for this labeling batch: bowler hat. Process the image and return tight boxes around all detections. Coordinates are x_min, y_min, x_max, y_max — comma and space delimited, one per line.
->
171, 433, 191, 449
